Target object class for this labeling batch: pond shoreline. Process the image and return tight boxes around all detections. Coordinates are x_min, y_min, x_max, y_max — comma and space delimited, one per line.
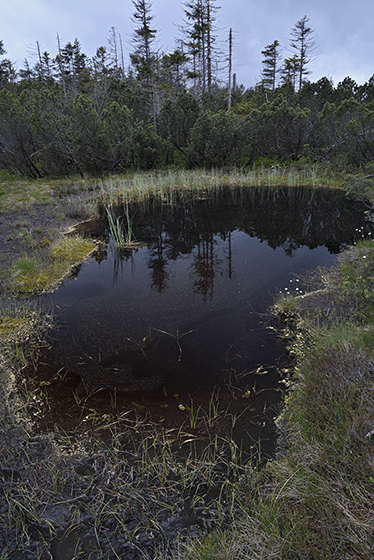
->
1, 169, 374, 559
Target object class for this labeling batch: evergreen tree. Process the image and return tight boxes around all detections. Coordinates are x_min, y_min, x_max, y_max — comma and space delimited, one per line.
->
130, 0, 158, 130
205, 0, 219, 92
54, 38, 90, 95
19, 42, 53, 82
0, 40, 16, 88
280, 55, 301, 90
289, 15, 317, 91
160, 49, 189, 94
261, 40, 281, 91
182, 0, 219, 96
92, 46, 111, 80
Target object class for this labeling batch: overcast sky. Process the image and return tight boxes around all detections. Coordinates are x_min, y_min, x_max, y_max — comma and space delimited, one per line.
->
1, 0, 373, 88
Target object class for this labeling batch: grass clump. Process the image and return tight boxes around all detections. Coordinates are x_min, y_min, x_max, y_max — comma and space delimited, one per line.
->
0, 316, 29, 337
248, 337, 374, 560
0, 300, 45, 341
12, 236, 96, 294
105, 203, 136, 247
50, 235, 96, 263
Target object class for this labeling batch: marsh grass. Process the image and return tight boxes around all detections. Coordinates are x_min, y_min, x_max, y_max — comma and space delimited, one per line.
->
0, 179, 54, 211
0, 301, 261, 558
97, 166, 341, 207
0, 380, 255, 557
0, 299, 48, 344
11, 236, 96, 293
0, 174, 97, 212
0, 166, 343, 214
0, 315, 30, 338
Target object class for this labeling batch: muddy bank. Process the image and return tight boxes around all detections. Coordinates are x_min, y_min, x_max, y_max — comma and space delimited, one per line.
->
0, 191, 94, 293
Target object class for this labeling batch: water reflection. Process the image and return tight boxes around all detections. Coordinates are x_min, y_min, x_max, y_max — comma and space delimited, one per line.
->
98, 185, 370, 298
36, 185, 371, 459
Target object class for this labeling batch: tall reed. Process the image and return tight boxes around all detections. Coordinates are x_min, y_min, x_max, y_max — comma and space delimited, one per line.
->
97, 167, 340, 208
105, 204, 135, 247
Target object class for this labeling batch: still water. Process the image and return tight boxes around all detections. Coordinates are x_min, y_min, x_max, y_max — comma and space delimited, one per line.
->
40, 186, 370, 457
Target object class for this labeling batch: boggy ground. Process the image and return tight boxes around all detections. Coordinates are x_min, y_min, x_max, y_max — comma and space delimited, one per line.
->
0, 177, 260, 559
0, 187, 96, 294
0, 400, 245, 559
1, 171, 374, 560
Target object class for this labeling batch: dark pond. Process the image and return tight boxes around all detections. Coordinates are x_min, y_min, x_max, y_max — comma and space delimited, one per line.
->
39, 186, 370, 460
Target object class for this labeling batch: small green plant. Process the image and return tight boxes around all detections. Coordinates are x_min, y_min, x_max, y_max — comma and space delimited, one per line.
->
187, 398, 201, 430
16, 258, 38, 273
105, 204, 125, 246
105, 203, 136, 247
12, 236, 96, 293
124, 204, 134, 245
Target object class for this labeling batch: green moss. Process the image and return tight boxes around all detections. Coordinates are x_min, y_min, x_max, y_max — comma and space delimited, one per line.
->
16, 258, 38, 273
37, 237, 51, 248
0, 316, 28, 336
12, 236, 96, 294
50, 236, 96, 264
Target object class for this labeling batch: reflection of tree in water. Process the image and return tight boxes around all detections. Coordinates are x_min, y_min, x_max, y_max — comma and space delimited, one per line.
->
149, 229, 169, 292
102, 187, 370, 298
112, 248, 135, 285
222, 230, 233, 279
94, 244, 108, 265
191, 237, 216, 301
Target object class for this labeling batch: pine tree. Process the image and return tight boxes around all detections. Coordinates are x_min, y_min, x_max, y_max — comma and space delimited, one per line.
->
131, 0, 157, 79
0, 40, 16, 87
54, 38, 89, 95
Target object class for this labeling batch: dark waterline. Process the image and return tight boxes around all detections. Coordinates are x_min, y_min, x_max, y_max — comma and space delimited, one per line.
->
39, 186, 370, 458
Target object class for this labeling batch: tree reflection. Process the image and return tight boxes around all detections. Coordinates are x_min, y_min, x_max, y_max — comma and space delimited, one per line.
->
149, 229, 169, 292
101, 186, 371, 299
191, 238, 215, 300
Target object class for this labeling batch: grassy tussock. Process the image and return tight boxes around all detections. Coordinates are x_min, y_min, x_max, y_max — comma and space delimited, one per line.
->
0, 300, 44, 342
0, 316, 29, 337
12, 236, 96, 293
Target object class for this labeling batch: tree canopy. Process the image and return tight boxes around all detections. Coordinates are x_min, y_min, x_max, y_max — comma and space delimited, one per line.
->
0, 13, 373, 178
